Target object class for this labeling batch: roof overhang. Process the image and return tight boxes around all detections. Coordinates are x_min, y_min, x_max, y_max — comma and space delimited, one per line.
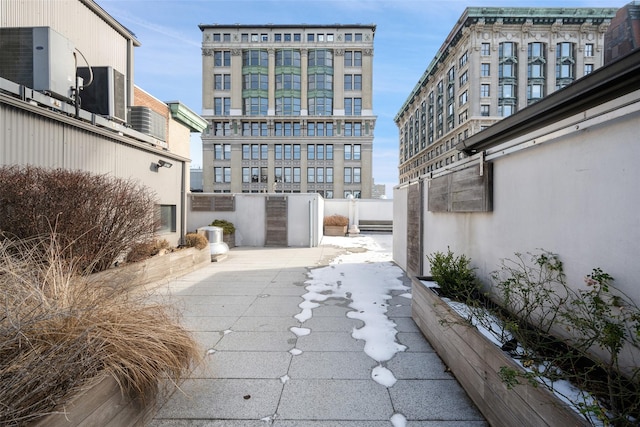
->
166, 101, 208, 133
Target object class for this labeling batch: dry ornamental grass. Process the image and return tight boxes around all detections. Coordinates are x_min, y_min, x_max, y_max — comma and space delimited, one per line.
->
0, 236, 201, 426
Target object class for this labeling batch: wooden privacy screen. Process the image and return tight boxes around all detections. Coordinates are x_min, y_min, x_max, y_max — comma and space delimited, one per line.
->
191, 195, 235, 212
265, 196, 287, 246
428, 162, 493, 212
406, 181, 423, 276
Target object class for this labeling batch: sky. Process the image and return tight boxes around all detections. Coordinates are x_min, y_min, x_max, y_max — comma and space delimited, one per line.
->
97, 0, 617, 192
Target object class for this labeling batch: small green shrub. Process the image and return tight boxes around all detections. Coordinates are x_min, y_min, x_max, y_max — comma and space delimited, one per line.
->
125, 239, 171, 263
426, 247, 479, 301
210, 219, 235, 234
323, 214, 348, 226
184, 233, 208, 250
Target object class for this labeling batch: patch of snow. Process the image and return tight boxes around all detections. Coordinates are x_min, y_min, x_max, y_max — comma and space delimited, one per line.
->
280, 375, 290, 384
223, 329, 233, 335
290, 327, 311, 336
398, 293, 412, 299
289, 348, 302, 356
390, 413, 407, 427
206, 348, 216, 355
299, 234, 408, 379
372, 365, 397, 387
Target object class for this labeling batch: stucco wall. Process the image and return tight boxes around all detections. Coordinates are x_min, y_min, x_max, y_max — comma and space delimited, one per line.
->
395, 89, 640, 305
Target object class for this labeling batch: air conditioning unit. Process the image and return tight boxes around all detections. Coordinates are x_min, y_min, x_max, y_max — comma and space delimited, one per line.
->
76, 66, 127, 123
0, 27, 75, 101
128, 106, 167, 141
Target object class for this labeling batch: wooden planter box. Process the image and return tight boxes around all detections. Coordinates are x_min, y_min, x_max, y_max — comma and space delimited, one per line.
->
411, 276, 589, 427
91, 247, 210, 289
324, 225, 347, 236
30, 375, 156, 427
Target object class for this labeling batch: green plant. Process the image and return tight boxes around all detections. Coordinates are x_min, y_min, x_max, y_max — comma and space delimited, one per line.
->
210, 219, 235, 234
491, 251, 640, 426
323, 214, 348, 226
184, 233, 208, 250
426, 248, 479, 301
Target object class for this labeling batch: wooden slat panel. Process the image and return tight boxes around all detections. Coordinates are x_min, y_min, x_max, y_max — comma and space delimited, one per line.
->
265, 196, 287, 246
191, 196, 214, 211
213, 195, 235, 211
406, 182, 422, 276
428, 163, 493, 212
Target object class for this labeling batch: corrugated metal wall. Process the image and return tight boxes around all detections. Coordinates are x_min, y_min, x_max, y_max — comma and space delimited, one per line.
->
1, 101, 185, 245
1, 0, 129, 81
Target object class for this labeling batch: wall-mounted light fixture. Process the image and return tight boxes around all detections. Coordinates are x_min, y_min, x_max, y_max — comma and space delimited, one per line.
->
158, 159, 173, 169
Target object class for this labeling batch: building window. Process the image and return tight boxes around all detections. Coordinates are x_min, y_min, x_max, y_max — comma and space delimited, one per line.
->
344, 122, 361, 136
326, 167, 333, 183
498, 104, 514, 117
353, 167, 361, 183
214, 51, 231, 67
308, 49, 333, 67
214, 144, 231, 160
293, 144, 301, 160
354, 33, 362, 42
344, 167, 352, 184
243, 49, 269, 66
481, 63, 490, 77
459, 51, 468, 67
308, 145, 315, 160
157, 205, 176, 233
261, 144, 268, 160
276, 73, 301, 90
353, 144, 361, 160
344, 51, 362, 67
284, 167, 292, 183
242, 144, 250, 160
307, 167, 315, 183
317, 168, 324, 183
459, 91, 468, 106
585, 43, 594, 57
308, 73, 333, 91
344, 98, 362, 115
214, 97, 230, 115
317, 144, 324, 159
214, 167, 231, 183
244, 73, 268, 91
459, 70, 468, 86
284, 144, 292, 160
308, 97, 332, 116
242, 167, 250, 183
213, 33, 221, 42
344, 74, 362, 90
499, 83, 515, 98
344, 144, 352, 160
275, 49, 301, 67
276, 97, 301, 115
458, 110, 468, 124
556, 42, 575, 80
499, 62, 515, 78
480, 84, 490, 97
244, 97, 268, 116
528, 83, 544, 100
274, 167, 282, 182
584, 64, 594, 75
480, 104, 490, 116
214, 74, 231, 90
481, 43, 490, 56
326, 145, 334, 160
251, 144, 259, 160
293, 167, 301, 183
275, 145, 282, 160
212, 121, 230, 136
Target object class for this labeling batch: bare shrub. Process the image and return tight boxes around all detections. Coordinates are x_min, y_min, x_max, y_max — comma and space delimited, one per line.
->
0, 236, 201, 426
125, 238, 171, 263
0, 166, 158, 273
323, 214, 348, 226
184, 233, 208, 250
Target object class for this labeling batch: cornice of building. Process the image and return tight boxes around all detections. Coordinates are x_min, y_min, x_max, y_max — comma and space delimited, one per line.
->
394, 7, 618, 123
199, 23, 376, 32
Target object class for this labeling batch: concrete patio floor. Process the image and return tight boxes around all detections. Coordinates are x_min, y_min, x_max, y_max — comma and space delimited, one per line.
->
147, 234, 486, 427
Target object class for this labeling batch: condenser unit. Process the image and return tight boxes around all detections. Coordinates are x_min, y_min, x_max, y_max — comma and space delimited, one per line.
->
128, 106, 167, 141
0, 27, 75, 101
76, 66, 127, 123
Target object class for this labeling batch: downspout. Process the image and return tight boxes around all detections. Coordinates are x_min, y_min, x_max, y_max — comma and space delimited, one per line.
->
180, 160, 187, 245
308, 199, 313, 248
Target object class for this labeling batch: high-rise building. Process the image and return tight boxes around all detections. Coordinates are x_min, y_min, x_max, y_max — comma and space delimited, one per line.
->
395, 7, 617, 184
199, 24, 376, 198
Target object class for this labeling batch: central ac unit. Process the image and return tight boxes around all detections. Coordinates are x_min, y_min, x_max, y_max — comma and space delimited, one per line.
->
76, 66, 127, 123
0, 27, 75, 101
